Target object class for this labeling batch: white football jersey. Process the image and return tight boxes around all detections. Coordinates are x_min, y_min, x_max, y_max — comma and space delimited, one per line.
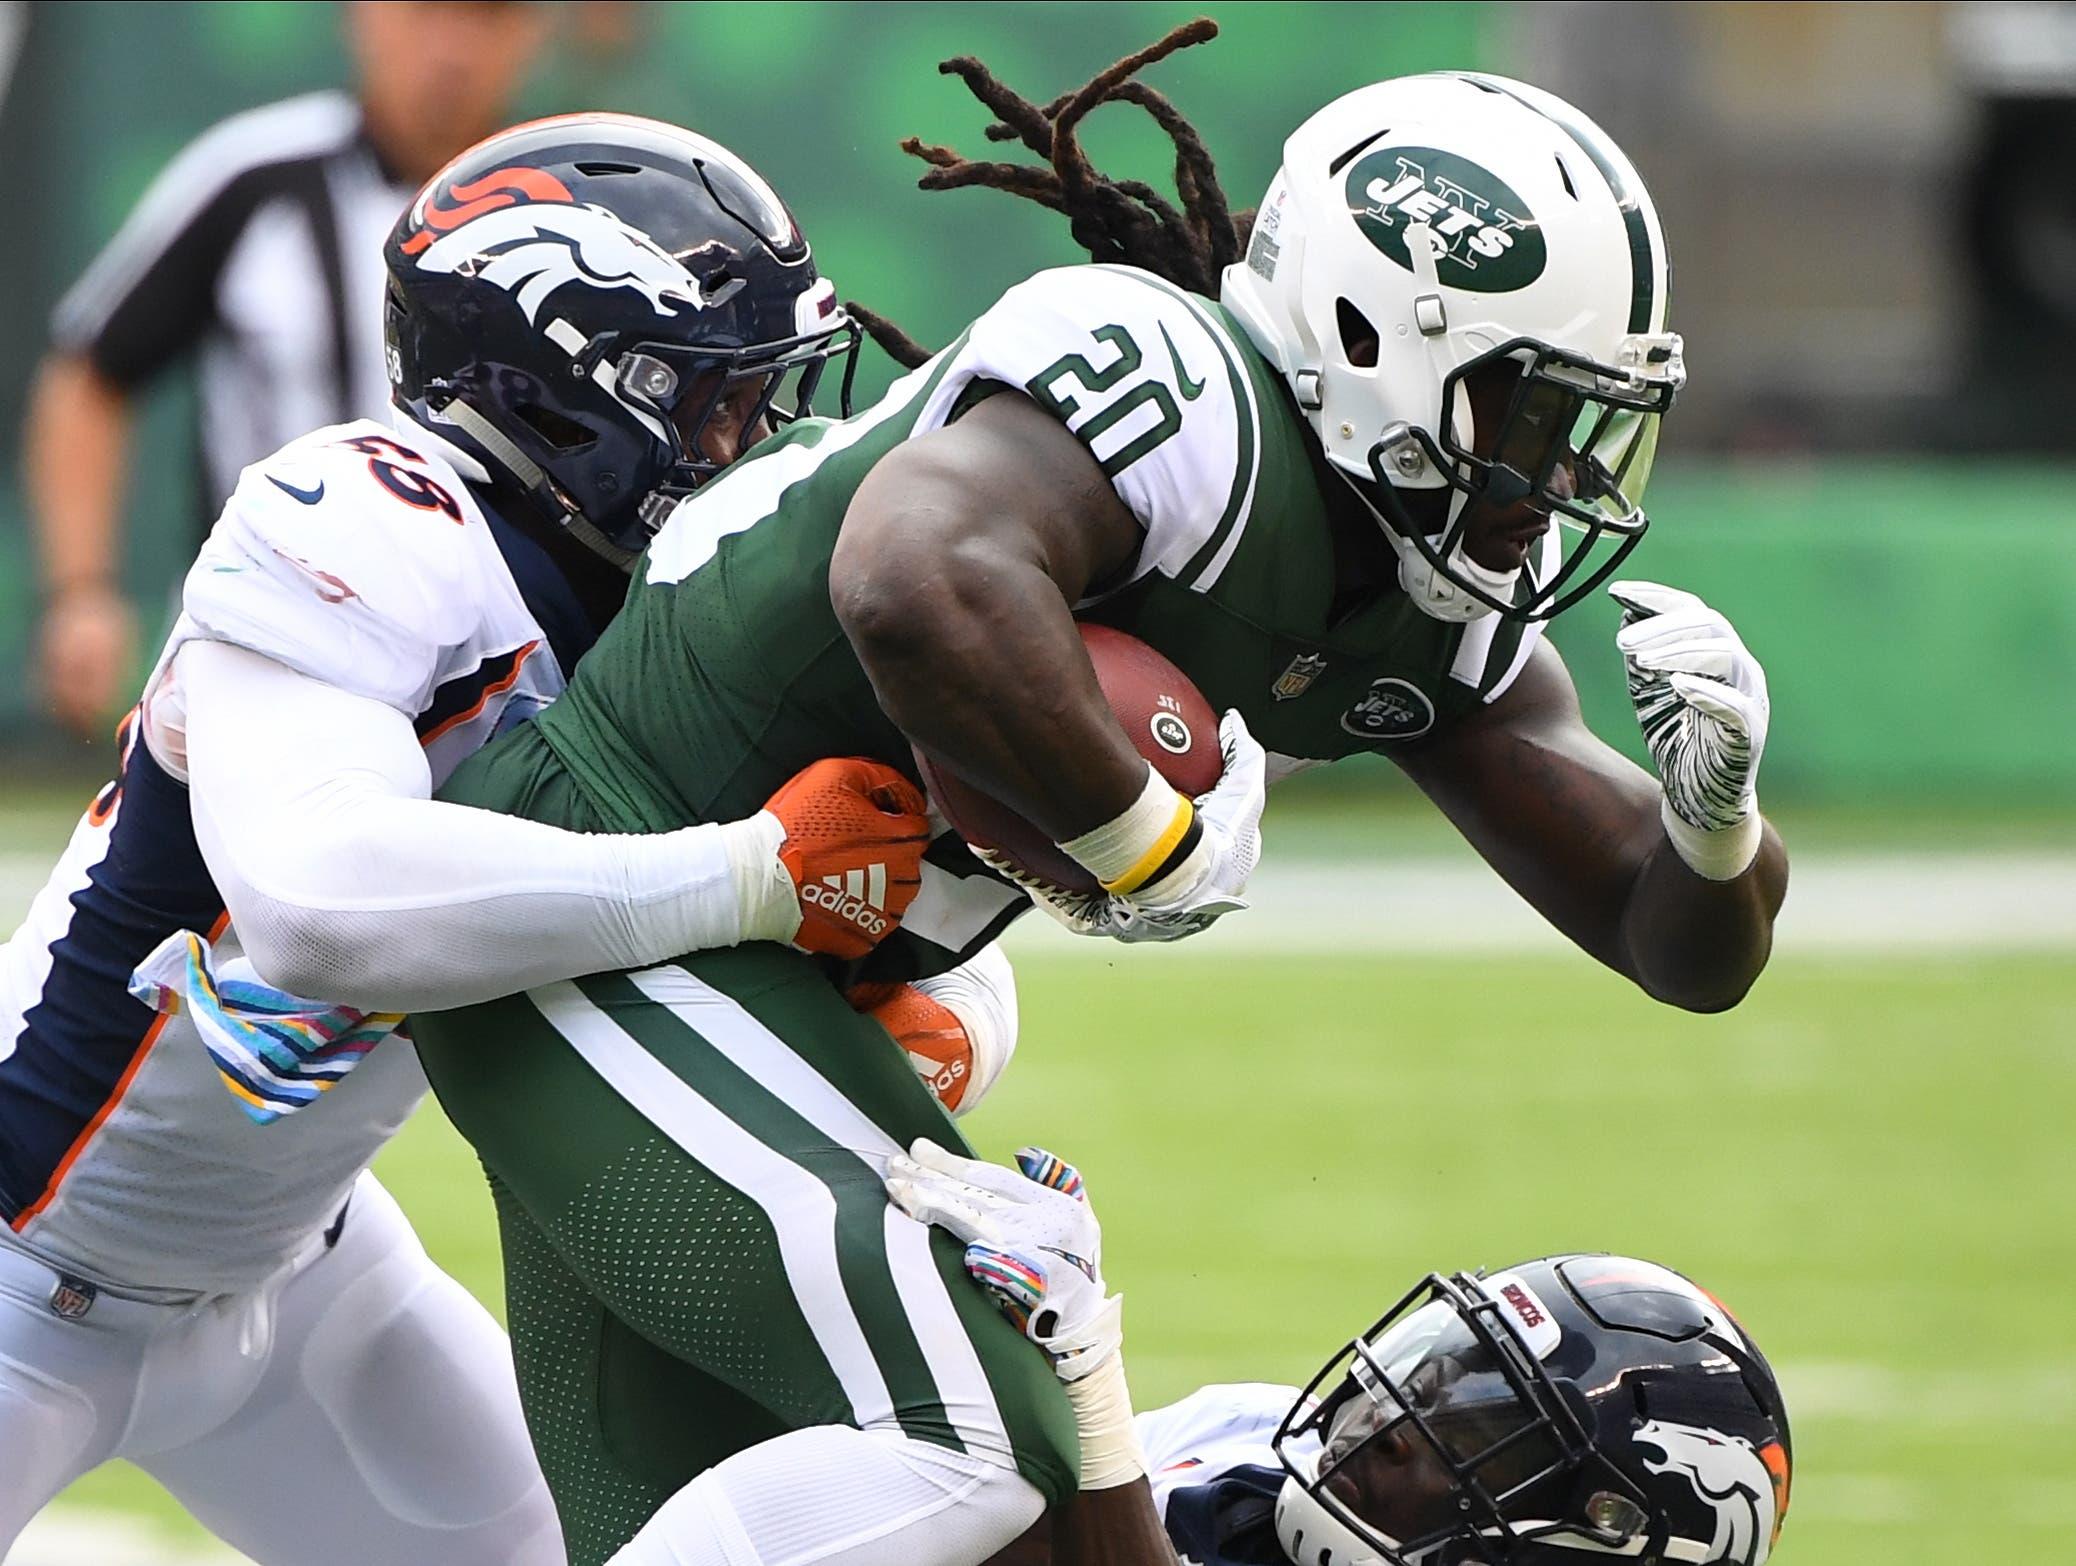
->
0, 417, 588, 1294
1140, 1383, 1314, 1566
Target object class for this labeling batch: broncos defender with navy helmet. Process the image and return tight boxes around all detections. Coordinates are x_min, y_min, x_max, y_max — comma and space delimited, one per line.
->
0, 115, 949, 1563
884, 1143, 1795, 1566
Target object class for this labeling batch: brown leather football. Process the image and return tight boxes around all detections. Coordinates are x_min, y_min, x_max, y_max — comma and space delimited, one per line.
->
913, 623, 1221, 894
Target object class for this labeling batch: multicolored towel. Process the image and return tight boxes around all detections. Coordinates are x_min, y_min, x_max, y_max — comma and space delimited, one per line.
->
128, 930, 405, 1125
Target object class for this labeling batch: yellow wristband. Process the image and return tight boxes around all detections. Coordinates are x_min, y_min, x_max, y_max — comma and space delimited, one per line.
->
1059, 765, 1199, 894
1099, 795, 1195, 895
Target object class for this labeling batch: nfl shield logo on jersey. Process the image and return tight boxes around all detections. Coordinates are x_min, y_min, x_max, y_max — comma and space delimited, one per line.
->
48, 1275, 97, 1321
1272, 653, 1328, 701
1340, 677, 1435, 740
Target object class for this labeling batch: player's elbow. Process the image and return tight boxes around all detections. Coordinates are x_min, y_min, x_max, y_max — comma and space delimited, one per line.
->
231, 896, 356, 1003
832, 509, 992, 672
1637, 955, 1766, 1015
218, 844, 400, 1008
1665, 981, 1754, 1016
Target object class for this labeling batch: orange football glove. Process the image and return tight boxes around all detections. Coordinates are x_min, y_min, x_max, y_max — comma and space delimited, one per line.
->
764, 758, 930, 960
848, 981, 977, 1114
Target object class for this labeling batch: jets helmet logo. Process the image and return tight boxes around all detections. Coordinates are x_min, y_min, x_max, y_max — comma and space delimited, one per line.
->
1635, 1420, 1780, 1566
1345, 146, 1547, 293
402, 166, 702, 324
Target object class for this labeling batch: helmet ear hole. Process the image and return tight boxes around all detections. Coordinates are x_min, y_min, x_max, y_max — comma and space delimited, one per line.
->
1336, 297, 1380, 369
512, 402, 598, 453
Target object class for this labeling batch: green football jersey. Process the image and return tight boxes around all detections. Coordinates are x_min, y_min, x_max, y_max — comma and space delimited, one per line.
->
509, 263, 1546, 977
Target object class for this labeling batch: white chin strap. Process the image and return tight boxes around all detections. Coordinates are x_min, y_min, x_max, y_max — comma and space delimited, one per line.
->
1323, 447, 1521, 623
1390, 488, 1521, 624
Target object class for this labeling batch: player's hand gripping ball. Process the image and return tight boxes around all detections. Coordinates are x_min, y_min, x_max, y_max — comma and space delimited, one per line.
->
913, 624, 1223, 895
761, 758, 931, 960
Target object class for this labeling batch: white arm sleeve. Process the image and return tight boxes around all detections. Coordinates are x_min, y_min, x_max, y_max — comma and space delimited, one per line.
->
179, 640, 791, 1012
910, 942, 1018, 1110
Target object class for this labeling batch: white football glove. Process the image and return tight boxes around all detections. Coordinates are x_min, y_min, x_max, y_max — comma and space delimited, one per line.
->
1610, 581, 1770, 880
883, 1140, 1122, 1381
1000, 710, 1266, 944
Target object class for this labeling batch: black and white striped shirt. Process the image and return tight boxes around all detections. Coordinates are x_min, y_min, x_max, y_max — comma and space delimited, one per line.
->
50, 91, 415, 538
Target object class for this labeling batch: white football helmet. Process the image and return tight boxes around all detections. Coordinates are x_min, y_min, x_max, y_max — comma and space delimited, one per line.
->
1221, 74, 1685, 622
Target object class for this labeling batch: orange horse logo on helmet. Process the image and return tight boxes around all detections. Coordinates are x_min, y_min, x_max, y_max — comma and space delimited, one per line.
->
399, 164, 703, 326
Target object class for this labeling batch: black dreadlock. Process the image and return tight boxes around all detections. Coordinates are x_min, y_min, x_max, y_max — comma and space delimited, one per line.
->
847, 18, 1251, 371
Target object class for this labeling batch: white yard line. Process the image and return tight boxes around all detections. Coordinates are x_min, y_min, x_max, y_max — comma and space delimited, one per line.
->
6, 851, 2075, 958
1004, 851, 2076, 956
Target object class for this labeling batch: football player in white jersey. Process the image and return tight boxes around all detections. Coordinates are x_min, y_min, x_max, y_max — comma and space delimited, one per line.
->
0, 115, 994, 1563
884, 1145, 1796, 1566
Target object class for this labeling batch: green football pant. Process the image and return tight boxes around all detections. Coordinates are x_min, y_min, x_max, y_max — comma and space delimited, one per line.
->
410, 946, 1078, 1566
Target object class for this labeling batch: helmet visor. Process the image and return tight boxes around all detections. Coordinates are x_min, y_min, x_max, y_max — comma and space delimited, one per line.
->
1367, 335, 1679, 622
1276, 1275, 1590, 1563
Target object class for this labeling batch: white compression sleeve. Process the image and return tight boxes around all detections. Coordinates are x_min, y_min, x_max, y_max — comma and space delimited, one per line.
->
606, 1426, 1041, 1566
177, 640, 795, 1012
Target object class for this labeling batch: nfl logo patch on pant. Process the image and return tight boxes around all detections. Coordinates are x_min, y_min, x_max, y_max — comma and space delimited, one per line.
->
48, 1275, 97, 1321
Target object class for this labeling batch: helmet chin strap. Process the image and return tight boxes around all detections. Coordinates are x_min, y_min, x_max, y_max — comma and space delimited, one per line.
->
1329, 456, 1518, 625
440, 398, 642, 574
1389, 488, 1519, 624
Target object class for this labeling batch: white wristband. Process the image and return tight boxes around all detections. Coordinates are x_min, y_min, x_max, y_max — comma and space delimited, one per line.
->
615, 812, 795, 968
1063, 1347, 1148, 1490
712, 811, 799, 945
1058, 763, 1194, 894
1660, 795, 1762, 882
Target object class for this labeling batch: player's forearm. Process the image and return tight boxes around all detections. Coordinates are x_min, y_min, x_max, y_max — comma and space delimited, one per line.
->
1049, 1482, 1182, 1566
1617, 814, 1787, 1013
834, 522, 1146, 839
202, 788, 781, 1013
26, 353, 131, 595
179, 640, 790, 1012
834, 390, 1152, 840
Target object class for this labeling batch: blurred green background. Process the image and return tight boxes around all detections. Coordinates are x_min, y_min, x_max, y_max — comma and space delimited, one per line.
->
3, 1, 2072, 804
0, 4, 2071, 1564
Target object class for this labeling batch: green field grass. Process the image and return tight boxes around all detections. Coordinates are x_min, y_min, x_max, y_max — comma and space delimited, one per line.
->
40, 944, 2076, 1564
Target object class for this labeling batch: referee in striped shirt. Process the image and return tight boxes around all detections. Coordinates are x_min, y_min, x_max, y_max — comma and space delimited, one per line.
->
23, 2, 549, 736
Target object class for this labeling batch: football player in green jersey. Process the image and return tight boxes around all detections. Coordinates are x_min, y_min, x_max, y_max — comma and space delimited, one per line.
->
409, 23, 1786, 1566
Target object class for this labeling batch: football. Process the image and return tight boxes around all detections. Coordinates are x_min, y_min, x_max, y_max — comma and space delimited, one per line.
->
914, 623, 1222, 893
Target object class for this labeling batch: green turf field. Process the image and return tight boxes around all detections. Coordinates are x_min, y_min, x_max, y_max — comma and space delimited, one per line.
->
35, 946, 2076, 1562
7, 781, 2072, 1563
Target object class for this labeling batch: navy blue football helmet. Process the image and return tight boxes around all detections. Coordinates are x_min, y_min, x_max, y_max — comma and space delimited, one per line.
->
384, 113, 857, 566
1273, 1255, 1793, 1565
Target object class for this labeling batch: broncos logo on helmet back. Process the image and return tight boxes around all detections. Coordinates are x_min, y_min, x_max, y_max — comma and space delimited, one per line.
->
1635, 1420, 1782, 1565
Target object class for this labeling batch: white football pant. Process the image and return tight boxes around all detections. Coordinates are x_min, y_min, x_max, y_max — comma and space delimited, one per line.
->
0, 1171, 561, 1564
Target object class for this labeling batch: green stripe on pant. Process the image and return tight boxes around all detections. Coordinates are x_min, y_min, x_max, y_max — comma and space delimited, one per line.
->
411, 942, 1077, 1564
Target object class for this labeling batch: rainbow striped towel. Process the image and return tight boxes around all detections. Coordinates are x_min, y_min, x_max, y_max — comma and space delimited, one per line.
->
129, 930, 405, 1125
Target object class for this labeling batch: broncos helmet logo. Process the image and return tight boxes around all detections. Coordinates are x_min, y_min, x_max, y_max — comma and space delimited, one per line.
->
1635, 1420, 1780, 1566
404, 166, 703, 326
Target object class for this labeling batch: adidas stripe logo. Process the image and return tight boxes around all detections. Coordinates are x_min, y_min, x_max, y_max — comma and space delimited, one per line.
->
800, 864, 891, 935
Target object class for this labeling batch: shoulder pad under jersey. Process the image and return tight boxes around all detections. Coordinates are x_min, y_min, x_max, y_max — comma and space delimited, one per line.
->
1138, 1382, 1301, 1493
178, 420, 502, 714
928, 265, 1267, 589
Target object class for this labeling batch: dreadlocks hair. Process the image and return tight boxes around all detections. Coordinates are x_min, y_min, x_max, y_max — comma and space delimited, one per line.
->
847, 17, 1253, 371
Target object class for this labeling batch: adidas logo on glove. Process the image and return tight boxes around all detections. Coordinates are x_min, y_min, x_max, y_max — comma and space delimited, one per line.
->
800, 867, 892, 938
